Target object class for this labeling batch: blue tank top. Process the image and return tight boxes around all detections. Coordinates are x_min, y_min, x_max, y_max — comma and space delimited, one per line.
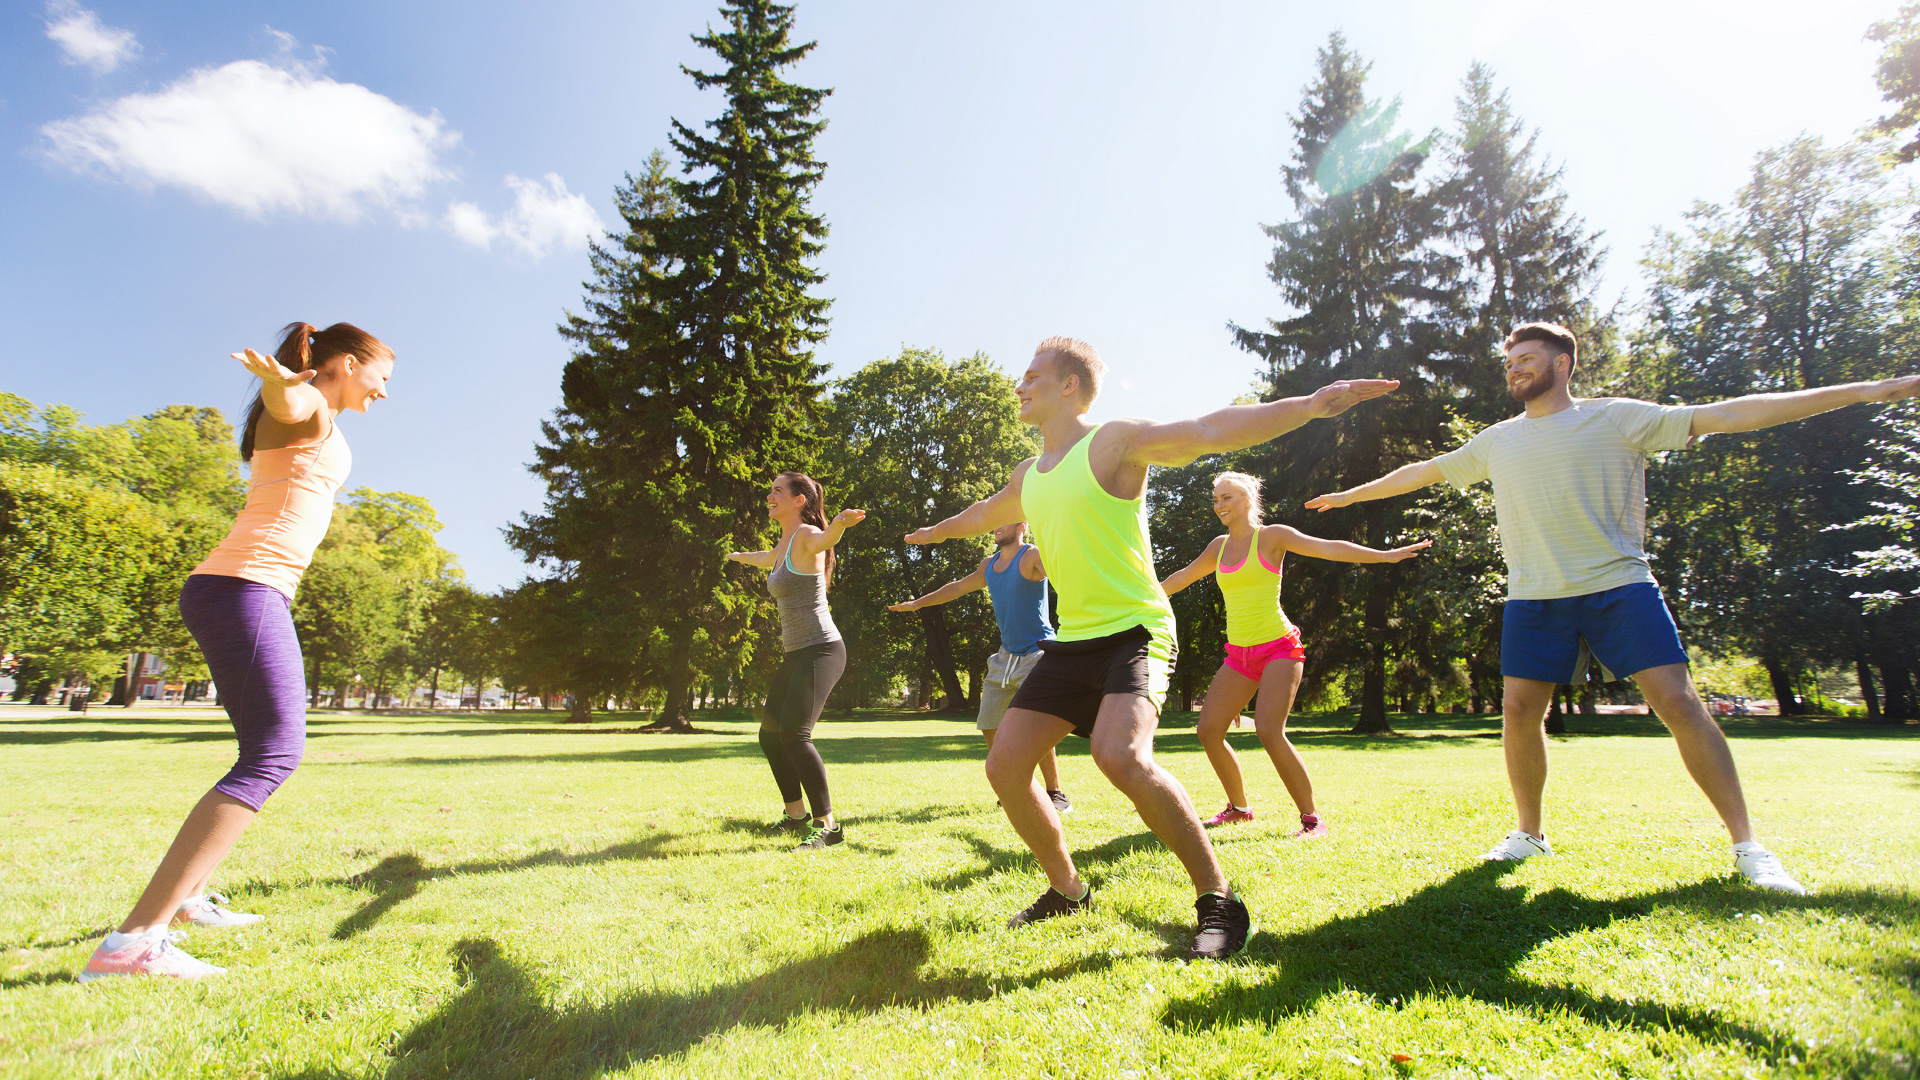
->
984, 544, 1054, 656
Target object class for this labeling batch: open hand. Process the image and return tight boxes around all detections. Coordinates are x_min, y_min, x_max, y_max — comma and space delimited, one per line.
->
904, 527, 940, 545
1307, 378, 1400, 419
886, 600, 919, 613
1304, 490, 1354, 512
834, 508, 867, 529
233, 348, 315, 387
1381, 539, 1433, 562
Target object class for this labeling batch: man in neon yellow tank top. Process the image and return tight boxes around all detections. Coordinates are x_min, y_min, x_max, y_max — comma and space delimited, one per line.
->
906, 335, 1397, 959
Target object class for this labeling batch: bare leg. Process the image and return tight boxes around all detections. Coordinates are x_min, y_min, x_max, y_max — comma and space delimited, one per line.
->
984, 727, 1062, 791
1633, 663, 1755, 844
1088, 695, 1229, 897
1502, 677, 1555, 838
1195, 664, 1259, 808
1250, 658, 1315, 816
121, 790, 255, 934
985, 709, 1080, 893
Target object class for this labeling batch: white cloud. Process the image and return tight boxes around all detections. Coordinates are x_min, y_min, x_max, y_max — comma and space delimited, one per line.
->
40, 58, 457, 220
44, 1, 139, 74
445, 173, 603, 259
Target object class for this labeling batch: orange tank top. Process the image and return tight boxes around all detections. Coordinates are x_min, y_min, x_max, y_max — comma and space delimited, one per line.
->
192, 420, 351, 599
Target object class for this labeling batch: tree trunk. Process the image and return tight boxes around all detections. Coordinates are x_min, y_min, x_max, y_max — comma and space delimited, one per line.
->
567, 691, 593, 723
1579, 667, 1599, 716
1352, 573, 1393, 734
1761, 657, 1800, 716
916, 605, 968, 711
1881, 660, 1914, 721
1857, 657, 1881, 722
310, 649, 324, 708
430, 667, 441, 711
1545, 688, 1565, 735
655, 623, 697, 732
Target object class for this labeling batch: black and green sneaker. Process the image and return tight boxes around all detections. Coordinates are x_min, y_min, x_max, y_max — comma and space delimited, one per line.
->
1190, 892, 1252, 960
794, 822, 844, 851
769, 813, 810, 835
1007, 883, 1092, 928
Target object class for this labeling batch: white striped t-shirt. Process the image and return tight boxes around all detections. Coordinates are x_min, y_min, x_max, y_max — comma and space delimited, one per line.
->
1434, 398, 1697, 600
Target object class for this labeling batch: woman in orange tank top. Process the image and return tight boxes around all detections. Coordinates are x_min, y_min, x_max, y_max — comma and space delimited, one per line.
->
82, 322, 393, 983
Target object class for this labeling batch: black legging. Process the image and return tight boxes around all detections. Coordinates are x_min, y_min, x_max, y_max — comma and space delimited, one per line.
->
760, 639, 846, 819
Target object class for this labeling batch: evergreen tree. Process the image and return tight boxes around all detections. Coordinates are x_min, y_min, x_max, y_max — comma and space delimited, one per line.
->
511, 0, 833, 729
1231, 34, 1455, 733
1418, 63, 1612, 724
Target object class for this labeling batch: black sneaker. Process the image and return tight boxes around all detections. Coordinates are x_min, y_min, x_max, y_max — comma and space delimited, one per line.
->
1048, 789, 1073, 814
1191, 892, 1252, 960
794, 822, 844, 851
770, 813, 809, 834
1007, 883, 1092, 928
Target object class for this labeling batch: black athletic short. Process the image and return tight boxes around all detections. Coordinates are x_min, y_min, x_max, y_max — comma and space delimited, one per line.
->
1008, 624, 1175, 738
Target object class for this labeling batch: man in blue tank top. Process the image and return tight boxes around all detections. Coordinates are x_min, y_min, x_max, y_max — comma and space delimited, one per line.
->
890, 521, 1072, 813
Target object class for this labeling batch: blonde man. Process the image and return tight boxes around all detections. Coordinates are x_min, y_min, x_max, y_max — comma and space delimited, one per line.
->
906, 335, 1396, 959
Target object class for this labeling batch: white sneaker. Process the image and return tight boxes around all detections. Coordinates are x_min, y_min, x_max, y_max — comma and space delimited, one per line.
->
1731, 842, 1808, 895
79, 929, 226, 982
176, 893, 264, 928
1482, 830, 1553, 861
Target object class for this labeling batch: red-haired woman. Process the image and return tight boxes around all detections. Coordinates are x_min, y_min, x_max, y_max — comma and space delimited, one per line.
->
81, 323, 393, 981
726, 472, 864, 851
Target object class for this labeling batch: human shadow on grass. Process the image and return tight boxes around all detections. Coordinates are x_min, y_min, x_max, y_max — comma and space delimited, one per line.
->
1155, 862, 1918, 1065
922, 828, 1167, 895
332, 828, 744, 940
277, 925, 1117, 1080
367, 732, 998, 770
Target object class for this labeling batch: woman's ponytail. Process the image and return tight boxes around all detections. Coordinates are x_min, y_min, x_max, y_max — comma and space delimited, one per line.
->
778, 471, 836, 586
239, 321, 387, 462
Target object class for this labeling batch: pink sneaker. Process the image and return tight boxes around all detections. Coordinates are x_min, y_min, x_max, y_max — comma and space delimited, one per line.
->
78, 930, 225, 983
1203, 805, 1255, 827
1294, 814, 1328, 839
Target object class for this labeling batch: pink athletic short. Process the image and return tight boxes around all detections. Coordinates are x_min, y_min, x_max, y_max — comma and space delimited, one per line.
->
1223, 629, 1306, 681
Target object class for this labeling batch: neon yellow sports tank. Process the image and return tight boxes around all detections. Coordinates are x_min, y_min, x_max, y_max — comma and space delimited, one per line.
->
1021, 425, 1177, 653
1214, 536, 1297, 647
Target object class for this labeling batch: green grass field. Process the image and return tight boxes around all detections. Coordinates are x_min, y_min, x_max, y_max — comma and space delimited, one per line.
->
1, 704, 1916, 1079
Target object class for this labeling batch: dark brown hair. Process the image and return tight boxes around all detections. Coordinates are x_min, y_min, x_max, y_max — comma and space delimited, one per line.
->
1503, 321, 1578, 377
1035, 335, 1106, 402
240, 321, 392, 461
776, 471, 836, 586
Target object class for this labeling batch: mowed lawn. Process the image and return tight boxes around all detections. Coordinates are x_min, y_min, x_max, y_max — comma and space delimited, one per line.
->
1, 704, 1916, 1079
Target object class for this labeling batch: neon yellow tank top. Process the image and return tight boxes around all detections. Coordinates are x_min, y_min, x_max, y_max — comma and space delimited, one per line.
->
1021, 425, 1177, 647
1214, 534, 1296, 647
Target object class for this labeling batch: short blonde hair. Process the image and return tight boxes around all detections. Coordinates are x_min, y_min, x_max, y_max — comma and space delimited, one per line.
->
1035, 336, 1105, 402
1213, 471, 1264, 520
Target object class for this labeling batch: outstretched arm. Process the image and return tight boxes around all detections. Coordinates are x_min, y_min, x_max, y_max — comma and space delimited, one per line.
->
235, 348, 328, 426
888, 563, 989, 612
725, 548, 778, 569
1160, 537, 1224, 595
794, 509, 867, 558
1305, 459, 1445, 512
1272, 524, 1431, 563
1691, 376, 1920, 435
1125, 379, 1401, 467
905, 462, 1030, 544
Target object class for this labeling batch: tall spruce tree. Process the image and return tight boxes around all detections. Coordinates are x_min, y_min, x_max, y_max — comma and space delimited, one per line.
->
1232, 34, 1454, 733
511, 0, 832, 729
1418, 63, 1610, 723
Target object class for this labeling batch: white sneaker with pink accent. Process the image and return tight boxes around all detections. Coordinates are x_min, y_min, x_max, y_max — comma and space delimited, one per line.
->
176, 893, 264, 928
78, 929, 225, 983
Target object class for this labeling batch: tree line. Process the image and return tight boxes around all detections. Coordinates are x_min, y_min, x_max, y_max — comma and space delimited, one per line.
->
4, 1, 1915, 726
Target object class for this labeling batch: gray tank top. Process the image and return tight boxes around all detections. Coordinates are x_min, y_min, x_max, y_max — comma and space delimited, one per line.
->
768, 538, 840, 652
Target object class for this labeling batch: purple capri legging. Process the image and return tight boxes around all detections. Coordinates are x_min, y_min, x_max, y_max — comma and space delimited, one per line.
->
179, 574, 308, 811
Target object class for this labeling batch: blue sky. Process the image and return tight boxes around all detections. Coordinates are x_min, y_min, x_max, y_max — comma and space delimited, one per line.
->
0, 0, 1896, 590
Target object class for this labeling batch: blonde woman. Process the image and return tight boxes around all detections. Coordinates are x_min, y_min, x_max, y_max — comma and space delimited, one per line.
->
1161, 471, 1429, 837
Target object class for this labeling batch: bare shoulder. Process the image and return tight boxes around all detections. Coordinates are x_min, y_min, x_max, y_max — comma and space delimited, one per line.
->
1019, 545, 1047, 580
1263, 522, 1307, 551
1008, 455, 1039, 491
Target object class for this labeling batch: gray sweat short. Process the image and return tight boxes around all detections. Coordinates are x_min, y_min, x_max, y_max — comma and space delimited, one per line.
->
977, 647, 1044, 731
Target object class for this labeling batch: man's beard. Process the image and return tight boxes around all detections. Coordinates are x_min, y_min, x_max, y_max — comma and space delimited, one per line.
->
995, 534, 1019, 548
1509, 367, 1558, 402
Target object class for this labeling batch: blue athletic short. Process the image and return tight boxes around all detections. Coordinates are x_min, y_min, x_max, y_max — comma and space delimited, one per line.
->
1500, 582, 1688, 684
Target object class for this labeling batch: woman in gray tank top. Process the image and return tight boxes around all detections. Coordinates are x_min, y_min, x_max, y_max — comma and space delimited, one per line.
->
725, 471, 864, 851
